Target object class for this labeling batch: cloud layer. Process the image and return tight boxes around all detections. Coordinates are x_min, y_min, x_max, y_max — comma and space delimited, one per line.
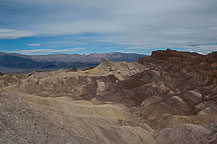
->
0, 29, 34, 39
13, 48, 84, 55
0, 0, 217, 54
27, 43, 41, 47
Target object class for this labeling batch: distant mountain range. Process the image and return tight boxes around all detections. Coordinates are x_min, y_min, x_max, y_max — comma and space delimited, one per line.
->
0, 52, 146, 73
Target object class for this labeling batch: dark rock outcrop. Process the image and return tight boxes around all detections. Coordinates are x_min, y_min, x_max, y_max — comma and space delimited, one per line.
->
144, 49, 217, 78
0, 72, 4, 76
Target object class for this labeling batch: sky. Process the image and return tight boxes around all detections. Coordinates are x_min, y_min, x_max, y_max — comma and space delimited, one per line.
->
0, 0, 217, 55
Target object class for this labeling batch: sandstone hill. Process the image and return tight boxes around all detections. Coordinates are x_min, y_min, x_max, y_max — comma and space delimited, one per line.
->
1, 49, 217, 144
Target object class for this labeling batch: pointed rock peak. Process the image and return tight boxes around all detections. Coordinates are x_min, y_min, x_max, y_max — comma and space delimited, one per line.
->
101, 58, 110, 65
166, 48, 173, 52
0, 72, 4, 76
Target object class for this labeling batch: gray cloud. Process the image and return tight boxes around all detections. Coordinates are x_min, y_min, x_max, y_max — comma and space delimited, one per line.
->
0, 29, 34, 39
27, 43, 41, 47
0, 0, 217, 53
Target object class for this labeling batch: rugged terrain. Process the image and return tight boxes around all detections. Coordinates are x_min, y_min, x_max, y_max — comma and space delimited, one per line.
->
1, 49, 217, 144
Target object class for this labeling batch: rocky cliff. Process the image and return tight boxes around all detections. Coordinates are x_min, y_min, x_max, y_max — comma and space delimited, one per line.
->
143, 49, 217, 77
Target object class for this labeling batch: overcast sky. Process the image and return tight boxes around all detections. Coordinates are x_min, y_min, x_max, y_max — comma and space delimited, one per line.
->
0, 0, 217, 55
